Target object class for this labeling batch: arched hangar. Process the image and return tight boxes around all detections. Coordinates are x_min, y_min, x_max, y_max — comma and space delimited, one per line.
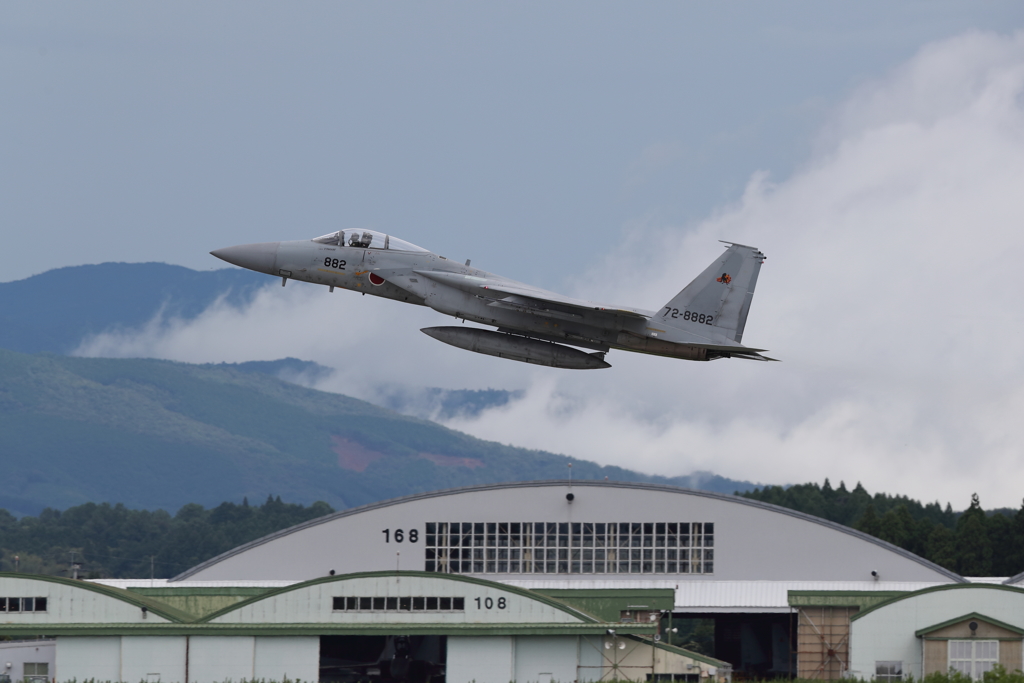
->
1, 571, 723, 683
849, 584, 1024, 680
165, 481, 962, 679
174, 481, 960, 585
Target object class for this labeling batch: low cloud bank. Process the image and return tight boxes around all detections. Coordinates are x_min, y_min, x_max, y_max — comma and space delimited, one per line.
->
78, 31, 1024, 508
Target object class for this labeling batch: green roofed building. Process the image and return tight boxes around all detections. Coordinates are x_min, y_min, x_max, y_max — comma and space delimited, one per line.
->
5, 481, 1017, 681
0, 570, 726, 682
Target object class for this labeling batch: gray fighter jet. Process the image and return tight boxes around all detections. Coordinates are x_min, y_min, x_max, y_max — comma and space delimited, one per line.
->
211, 231, 773, 369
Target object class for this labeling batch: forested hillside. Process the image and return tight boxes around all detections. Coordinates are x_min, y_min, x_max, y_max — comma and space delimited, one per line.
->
0, 348, 758, 516
742, 480, 1024, 577
0, 496, 333, 578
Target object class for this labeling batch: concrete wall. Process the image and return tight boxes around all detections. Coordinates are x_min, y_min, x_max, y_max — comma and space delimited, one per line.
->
179, 482, 956, 583
850, 586, 1024, 680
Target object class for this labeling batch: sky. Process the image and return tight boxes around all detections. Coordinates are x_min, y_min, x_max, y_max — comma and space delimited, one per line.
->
6, 3, 1024, 508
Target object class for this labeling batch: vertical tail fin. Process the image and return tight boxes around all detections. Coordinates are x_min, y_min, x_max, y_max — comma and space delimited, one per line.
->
656, 242, 765, 343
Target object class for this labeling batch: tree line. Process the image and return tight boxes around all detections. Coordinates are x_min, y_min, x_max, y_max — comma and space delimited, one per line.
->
742, 480, 1024, 577
2, 481, 1022, 579
0, 496, 334, 579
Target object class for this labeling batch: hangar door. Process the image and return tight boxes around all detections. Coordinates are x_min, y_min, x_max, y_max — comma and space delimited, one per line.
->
319, 635, 446, 683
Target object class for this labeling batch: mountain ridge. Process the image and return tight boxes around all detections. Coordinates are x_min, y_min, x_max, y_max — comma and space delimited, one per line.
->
0, 348, 762, 517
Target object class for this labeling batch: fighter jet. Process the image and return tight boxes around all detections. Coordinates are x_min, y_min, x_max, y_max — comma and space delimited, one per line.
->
211, 230, 773, 369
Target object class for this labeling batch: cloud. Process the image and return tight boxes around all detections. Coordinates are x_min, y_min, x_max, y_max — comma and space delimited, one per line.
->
449, 30, 1024, 508
77, 30, 1024, 509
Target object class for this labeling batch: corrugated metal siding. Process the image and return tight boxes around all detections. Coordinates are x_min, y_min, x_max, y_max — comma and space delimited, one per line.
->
209, 575, 584, 625
1, 576, 172, 624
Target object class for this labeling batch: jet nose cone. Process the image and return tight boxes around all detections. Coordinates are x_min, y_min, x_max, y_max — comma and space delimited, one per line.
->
210, 242, 280, 275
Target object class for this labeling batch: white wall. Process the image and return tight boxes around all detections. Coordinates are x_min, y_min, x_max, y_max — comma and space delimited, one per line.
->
447, 636, 514, 683
514, 636, 578, 683
57, 635, 319, 683
254, 637, 319, 680
56, 637, 120, 681
121, 636, 187, 683
188, 636, 255, 683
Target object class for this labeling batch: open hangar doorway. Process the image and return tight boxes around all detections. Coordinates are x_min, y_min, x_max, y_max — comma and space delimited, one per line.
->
667, 612, 796, 678
319, 635, 446, 683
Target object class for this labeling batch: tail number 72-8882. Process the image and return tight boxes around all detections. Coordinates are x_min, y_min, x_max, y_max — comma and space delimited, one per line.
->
663, 308, 714, 325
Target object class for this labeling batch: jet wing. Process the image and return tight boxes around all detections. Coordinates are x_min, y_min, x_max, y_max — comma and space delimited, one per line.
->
481, 283, 651, 320
412, 270, 650, 321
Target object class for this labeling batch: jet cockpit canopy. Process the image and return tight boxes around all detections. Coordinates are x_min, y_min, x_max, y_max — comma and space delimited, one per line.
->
312, 230, 427, 253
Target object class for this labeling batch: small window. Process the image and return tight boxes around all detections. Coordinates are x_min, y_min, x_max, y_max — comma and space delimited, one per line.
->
452, 597, 465, 611
332, 597, 345, 611
7, 598, 20, 613
399, 597, 411, 611
346, 597, 357, 610
0, 597, 6, 612
426, 597, 438, 610
876, 661, 903, 682
372, 597, 385, 610
358, 597, 371, 610
413, 597, 425, 610
386, 597, 397, 610
33, 597, 46, 612
24, 663, 48, 676
440, 597, 452, 610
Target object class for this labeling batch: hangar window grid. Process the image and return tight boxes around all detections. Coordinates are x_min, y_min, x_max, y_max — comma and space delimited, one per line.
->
423, 522, 714, 574
332, 596, 466, 612
0, 597, 48, 612
949, 640, 999, 680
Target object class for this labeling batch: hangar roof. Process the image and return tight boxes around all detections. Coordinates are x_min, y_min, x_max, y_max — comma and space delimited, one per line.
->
172, 481, 965, 584
851, 582, 1024, 622
0, 572, 193, 623
1, 571, 656, 638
